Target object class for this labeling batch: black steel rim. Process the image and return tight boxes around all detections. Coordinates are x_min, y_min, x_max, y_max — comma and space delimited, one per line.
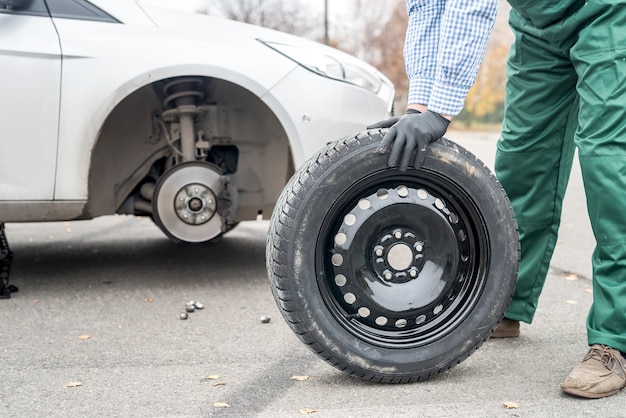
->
315, 168, 490, 349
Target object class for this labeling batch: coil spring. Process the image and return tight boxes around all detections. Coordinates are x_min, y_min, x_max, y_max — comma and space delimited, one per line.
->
162, 77, 204, 109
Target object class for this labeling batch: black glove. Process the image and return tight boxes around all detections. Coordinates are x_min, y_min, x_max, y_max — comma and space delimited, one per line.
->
378, 110, 449, 170
366, 108, 419, 129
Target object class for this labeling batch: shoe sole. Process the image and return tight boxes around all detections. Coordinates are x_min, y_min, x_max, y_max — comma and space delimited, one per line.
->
561, 385, 623, 399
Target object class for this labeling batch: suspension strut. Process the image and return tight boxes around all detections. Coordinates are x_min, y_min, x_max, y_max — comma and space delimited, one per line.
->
0, 223, 17, 299
161, 78, 207, 162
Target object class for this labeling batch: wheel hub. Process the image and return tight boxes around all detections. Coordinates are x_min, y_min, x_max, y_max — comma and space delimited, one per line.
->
174, 183, 216, 225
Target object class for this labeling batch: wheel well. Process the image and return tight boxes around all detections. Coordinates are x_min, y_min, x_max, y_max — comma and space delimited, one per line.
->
87, 76, 293, 220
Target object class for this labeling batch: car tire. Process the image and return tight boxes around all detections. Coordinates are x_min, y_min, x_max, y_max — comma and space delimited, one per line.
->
266, 129, 519, 383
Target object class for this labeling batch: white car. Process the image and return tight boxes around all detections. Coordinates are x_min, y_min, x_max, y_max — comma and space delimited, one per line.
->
0, 0, 393, 246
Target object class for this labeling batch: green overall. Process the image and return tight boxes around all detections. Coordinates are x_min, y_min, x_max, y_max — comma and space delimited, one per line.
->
495, 0, 626, 352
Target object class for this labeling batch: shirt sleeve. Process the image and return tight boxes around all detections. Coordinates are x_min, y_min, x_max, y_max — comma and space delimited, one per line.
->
404, 0, 498, 116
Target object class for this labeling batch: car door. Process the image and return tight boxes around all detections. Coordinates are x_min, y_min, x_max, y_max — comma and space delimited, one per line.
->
0, 0, 61, 200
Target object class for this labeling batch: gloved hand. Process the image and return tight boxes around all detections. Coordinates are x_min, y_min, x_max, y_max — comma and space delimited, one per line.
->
378, 110, 449, 170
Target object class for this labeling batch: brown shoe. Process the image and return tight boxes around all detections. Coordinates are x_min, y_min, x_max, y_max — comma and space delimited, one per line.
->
561, 344, 626, 399
491, 318, 520, 338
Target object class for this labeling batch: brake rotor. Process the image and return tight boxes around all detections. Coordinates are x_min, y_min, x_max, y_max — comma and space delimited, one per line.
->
153, 162, 224, 243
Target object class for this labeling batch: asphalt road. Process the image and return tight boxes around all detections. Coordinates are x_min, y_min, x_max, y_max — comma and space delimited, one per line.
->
1, 131, 622, 417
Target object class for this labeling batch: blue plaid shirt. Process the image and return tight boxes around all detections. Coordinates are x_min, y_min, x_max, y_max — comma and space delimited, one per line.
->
404, 0, 498, 116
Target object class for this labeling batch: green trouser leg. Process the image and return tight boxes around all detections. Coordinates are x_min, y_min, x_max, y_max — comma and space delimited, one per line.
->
495, 9, 578, 325
573, 6, 626, 354
496, 3, 626, 353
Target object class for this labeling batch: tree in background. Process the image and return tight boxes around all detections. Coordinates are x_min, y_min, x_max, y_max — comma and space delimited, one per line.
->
456, 40, 509, 127
198, 0, 318, 38
336, 0, 408, 113
455, 2, 512, 127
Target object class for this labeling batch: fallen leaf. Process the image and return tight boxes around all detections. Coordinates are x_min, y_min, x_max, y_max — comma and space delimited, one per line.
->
145, 298, 154, 303
291, 375, 310, 381
213, 382, 227, 387
564, 273, 579, 281
299, 408, 317, 414
213, 402, 230, 408
503, 401, 520, 409
565, 300, 579, 305
206, 375, 220, 380
77, 335, 91, 340
65, 382, 83, 388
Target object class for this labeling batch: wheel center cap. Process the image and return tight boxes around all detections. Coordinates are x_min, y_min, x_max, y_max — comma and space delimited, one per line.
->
387, 243, 413, 271
188, 197, 203, 212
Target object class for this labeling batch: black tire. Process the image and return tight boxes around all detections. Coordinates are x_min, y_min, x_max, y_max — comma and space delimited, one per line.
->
266, 130, 519, 383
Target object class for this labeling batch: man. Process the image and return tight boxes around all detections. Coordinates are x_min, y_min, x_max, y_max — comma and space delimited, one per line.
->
371, 0, 626, 399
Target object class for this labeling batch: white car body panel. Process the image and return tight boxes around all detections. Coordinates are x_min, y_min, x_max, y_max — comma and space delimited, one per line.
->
264, 65, 396, 166
0, 14, 61, 200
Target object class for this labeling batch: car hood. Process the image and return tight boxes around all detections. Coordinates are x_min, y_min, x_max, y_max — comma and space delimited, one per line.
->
139, 3, 303, 42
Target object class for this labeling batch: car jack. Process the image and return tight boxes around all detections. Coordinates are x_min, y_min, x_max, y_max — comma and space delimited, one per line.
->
0, 223, 18, 299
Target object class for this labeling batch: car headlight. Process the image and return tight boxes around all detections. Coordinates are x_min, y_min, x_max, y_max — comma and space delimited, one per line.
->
260, 40, 383, 94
